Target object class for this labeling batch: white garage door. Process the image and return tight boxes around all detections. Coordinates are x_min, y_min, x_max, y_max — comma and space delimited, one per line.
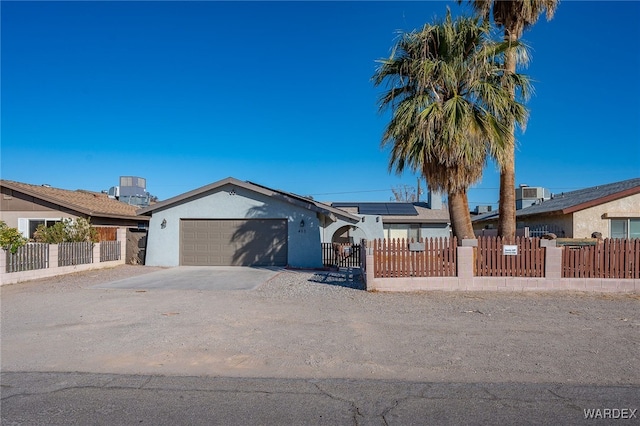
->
180, 219, 288, 266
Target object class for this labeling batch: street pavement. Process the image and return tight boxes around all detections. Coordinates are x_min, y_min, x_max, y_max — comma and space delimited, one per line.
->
3, 371, 638, 425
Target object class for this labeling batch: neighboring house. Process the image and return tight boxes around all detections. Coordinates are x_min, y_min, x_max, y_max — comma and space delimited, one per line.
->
326, 195, 450, 244
137, 177, 360, 268
0, 180, 150, 239
472, 178, 640, 239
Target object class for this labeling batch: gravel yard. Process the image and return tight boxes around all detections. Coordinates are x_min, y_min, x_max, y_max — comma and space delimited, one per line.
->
2, 265, 639, 386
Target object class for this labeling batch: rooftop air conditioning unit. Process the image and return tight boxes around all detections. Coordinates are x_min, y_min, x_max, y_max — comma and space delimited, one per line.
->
516, 186, 551, 210
516, 186, 546, 200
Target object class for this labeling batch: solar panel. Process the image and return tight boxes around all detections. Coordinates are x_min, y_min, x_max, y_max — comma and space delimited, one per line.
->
358, 203, 389, 215
385, 203, 418, 215
332, 202, 420, 215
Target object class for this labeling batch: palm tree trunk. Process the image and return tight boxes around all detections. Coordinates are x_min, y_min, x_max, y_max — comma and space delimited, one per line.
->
448, 189, 474, 241
497, 31, 518, 240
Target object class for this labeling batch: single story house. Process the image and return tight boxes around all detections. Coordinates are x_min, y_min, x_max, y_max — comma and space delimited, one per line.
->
137, 177, 360, 268
472, 177, 640, 239
138, 177, 452, 268
0, 179, 149, 239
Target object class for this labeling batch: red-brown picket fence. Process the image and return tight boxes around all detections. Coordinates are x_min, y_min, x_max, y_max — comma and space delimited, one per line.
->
373, 237, 457, 278
475, 236, 544, 277
563, 238, 640, 278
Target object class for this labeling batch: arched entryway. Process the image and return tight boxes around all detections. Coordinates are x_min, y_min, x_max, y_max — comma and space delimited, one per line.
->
323, 225, 367, 268
330, 224, 367, 244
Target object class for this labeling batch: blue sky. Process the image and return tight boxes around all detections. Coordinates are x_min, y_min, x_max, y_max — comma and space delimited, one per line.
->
2, 1, 639, 207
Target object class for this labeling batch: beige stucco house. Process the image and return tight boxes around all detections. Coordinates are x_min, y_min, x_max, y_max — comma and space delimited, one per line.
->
1, 180, 149, 238
472, 178, 640, 239
1, 179, 154, 264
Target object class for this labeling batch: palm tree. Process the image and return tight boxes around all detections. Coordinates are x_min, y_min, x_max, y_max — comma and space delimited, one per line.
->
462, 0, 558, 240
373, 11, 529, 240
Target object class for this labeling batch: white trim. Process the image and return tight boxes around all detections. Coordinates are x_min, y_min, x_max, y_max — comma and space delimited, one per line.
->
17, 218, 29, 238
18, 217, 63, 238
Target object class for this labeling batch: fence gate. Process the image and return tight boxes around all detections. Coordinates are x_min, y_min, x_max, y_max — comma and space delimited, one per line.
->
322, 243, 362, 268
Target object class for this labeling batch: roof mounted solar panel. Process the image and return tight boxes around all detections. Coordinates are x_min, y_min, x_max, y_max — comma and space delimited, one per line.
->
358, 203, 389, 215
332, 202, 419, 215
385, 203, 418, 215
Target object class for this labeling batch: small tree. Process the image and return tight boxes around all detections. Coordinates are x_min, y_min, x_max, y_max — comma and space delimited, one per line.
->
34, 218, 98, 244
391, 185, 418, 202
0, 221, 29, 254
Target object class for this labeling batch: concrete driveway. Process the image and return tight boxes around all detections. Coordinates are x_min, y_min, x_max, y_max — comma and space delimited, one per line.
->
91, 266, 282, 291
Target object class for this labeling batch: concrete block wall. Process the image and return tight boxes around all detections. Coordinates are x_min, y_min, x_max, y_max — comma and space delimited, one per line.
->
1, 231, 127, 286
364, 239, 639, 293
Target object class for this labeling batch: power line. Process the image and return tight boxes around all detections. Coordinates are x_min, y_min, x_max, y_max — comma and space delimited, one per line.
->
310, 189, 392, 196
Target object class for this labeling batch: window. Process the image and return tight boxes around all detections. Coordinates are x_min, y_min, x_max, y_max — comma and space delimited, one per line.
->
631, 220, 640, 239
408, 225, 420, 242
18, 218, 62, 239
610, 219, 640, 239
383, 224, 421, 241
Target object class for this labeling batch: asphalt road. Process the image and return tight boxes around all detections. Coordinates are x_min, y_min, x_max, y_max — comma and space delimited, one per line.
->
3, 372, 638, 425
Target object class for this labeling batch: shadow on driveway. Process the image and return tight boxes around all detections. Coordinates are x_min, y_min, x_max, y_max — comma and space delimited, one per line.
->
307, 268, 365, 290
91, 266, 283, 291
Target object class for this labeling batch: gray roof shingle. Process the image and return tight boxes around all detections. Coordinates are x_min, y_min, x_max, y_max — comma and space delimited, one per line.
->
472, 177, 640, 222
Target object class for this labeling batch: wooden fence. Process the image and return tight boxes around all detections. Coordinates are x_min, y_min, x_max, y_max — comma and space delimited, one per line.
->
475, 236, 544, 277
58, 242, 93, 267
95, 227, 117, 242
373, 237, 457, 278
100, 240, 121, 262
322, 243, 362, 268
5, 243, 49, 273
563, 239, 640, 278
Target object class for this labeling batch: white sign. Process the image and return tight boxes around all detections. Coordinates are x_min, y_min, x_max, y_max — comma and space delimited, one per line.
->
503, 245, 518, 256
409, 242, 425, 252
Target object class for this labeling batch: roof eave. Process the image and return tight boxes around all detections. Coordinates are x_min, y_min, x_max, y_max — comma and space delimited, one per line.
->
383, 218, 449, 224
136, 177, 361, 223
562, 186, 640, 214
136, 177, 242, 215
2, 181, 95, 217
2, 181, 144, 220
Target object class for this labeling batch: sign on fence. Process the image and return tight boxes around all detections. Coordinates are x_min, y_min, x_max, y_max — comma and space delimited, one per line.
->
373, 237, 457, 278
409, 242, 425, 252
503, 245, 518, 256
476, 236, 543, 277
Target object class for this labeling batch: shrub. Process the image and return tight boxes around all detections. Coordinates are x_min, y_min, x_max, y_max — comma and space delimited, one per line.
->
0, 221, 28, 254
34, 218, 98, 244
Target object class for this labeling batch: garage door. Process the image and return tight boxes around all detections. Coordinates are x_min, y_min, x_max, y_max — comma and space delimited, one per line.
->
180, 219, 288, 266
